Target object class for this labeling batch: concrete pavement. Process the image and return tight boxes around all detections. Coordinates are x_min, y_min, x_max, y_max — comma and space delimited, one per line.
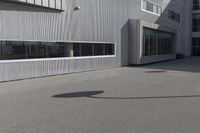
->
0, 57, 200, 133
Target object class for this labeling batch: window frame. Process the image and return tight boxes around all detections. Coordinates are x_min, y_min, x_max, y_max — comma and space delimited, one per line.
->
192, 13, 200, 32
142, 27, 175, 57
141, 0, 162, 16
168, 10, 181, 23
6, 0, 63, 11
0, 40, 116, 63
193, 0, 200, 10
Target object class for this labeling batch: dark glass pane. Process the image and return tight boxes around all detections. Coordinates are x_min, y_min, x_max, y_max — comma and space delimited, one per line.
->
193, 47, 200, 56
0, 41, 115, 60
192, 38, 200, 56
25, 42, 40, 58
105, 44, 114, 55
73, 43, 81, 57
150, 33, 154, 55
36, 43, 47, 58
47, 42, 65, 58
143, 28, 174, 56
144, 28, 150, 56
5, 41, 26, 59
193, 38, 200, 47
193, 14, 200, 32
0, 42, 2, 57
193, 0, 200, 10
81, 43, 93, 56
94, 43, 104, 55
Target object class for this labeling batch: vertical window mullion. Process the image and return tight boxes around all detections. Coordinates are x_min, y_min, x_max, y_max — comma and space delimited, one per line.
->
92, 43, 95, 56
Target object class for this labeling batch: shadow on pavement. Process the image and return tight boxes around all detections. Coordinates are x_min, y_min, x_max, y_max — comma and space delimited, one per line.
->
90, 95, 200, 100
145, 70, 167, 73
135, 57, 200, 73
53, 91, 200, 100
52, 91, 104, 98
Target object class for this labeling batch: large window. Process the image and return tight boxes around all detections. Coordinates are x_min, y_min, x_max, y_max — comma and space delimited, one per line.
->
142, 28, 174, 56
0, 41, 115, 60
142, 0, 162, 15
193, 13, 200, 32
11, 0, 63, 10
192, 38, 200, 56
193, 0, 200, 10
168, 10, 180, 23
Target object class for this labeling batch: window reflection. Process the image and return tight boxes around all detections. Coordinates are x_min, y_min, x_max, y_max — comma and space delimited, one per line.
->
17, 0, 62, 10
0, 41, 115, 60
142, 0, 162, 15
81, 43, 93, 56
192, 38, 200, 56
193, 0, 200, 10
143, 28, 174, 56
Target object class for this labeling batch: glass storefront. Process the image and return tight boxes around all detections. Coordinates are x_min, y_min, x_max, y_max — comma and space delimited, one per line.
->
142, 27, 174, 56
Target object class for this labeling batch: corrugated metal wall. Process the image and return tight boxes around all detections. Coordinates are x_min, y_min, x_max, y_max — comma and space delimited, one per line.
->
0, 58, 117, 81
0, 0, 129, 81
0, 0, 191, 81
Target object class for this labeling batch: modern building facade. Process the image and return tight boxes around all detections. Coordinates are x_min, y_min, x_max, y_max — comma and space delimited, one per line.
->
0, 0, 193, 81
192, 0, 200, 56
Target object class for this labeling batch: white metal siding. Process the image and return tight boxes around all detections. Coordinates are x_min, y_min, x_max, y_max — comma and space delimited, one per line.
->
0, 0, 192, 81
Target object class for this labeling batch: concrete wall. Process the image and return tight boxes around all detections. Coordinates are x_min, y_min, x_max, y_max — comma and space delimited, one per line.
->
0, 0, 192, 81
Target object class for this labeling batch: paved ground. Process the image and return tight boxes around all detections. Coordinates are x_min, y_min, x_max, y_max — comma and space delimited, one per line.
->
0, 57, 200, 133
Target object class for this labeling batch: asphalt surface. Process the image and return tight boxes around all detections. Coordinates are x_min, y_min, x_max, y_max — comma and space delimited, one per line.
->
0, 57, 200, 133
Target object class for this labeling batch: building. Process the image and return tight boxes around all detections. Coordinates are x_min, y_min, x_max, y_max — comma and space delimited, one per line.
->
0, 0, 193, 81
193, 0, 200, 56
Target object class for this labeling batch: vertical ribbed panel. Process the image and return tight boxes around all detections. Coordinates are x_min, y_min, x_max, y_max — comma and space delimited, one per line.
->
0, 58, 116, 81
